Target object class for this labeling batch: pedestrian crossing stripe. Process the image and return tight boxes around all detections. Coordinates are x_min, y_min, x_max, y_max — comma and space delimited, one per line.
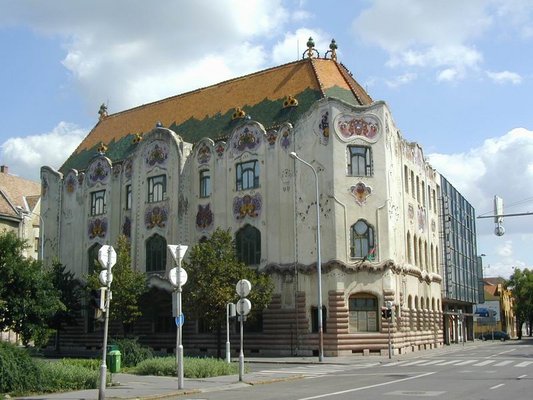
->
383, 359, 532, 368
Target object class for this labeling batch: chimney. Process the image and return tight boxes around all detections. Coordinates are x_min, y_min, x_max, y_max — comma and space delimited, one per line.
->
0, 165, 8, 174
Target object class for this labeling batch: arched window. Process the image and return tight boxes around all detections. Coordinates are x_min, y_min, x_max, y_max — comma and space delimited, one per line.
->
236, 224, 261, 265
408, 295, 413, 309
350, 219, 375, 259
88, 243, 101, 275
146, 234, 167, 272
348, 293, 378, 332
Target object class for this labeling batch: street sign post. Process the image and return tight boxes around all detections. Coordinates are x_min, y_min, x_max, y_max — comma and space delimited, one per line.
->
236, 279, 252, 382
97, 244, 116, 400
167, 244, 188, 390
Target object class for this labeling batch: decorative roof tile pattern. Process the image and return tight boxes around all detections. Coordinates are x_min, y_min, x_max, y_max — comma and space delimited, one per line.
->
61, 58, 372, 173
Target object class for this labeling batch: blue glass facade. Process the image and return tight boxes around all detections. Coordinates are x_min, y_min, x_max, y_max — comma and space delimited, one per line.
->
440, 176, 480, 303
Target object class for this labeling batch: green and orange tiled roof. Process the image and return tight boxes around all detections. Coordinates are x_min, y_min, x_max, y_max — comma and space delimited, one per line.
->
60, 57, 372, 173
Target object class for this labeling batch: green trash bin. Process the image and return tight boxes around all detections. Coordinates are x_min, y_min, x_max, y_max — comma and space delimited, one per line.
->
107, 350, 121, 373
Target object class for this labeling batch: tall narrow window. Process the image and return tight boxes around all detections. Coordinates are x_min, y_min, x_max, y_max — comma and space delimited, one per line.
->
348, 294, 378, 332
125, 185, 132, 210
236, 160, 259, 191
235, 224, 261, 265
199, 170, 211, 198
410, 171, 415, 198
146, 234, 167, 272
350, 219, 375, 258
90, 190, 106, 216
148, 175, 166, 203
347, 146, 372, 176
404, 165, 409, 193
416, 176, 420, 203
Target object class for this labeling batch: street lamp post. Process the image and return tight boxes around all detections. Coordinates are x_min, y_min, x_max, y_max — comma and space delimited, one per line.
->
290, 151, 324, 362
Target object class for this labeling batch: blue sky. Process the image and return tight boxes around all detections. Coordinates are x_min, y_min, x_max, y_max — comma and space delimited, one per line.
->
0, 0, 531, 278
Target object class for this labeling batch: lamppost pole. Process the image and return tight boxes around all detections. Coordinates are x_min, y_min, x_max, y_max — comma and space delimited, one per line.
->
290, 151, 324, 362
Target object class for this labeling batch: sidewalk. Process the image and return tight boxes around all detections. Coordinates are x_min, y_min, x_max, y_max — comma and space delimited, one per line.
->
16, 341, 487, 400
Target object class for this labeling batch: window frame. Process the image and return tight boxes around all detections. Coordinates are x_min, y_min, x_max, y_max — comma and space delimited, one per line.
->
146, 234, 167, 272
147, 175, 167, 203
350, 219, 375, 259
235, 224, 261, 265
125, 184, 132, 210
90, 190, 106, 216
236, 160, 259, 191
348, 293, 378, 333
347, 145, 372, 176
199, 169, 211, 198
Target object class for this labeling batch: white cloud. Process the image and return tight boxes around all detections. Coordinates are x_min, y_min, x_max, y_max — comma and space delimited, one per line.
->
0, 122, 87, 181
486, 70, 523, 85
272, 28, 331, 65
1, 0, 288, 112
353, 0, 491, 80
385, 72, 417, 88
429, 128, 533, 278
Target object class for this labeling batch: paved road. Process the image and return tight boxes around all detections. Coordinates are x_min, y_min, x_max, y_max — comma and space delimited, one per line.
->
15, 339, 532, 400
172, 340, 533, 400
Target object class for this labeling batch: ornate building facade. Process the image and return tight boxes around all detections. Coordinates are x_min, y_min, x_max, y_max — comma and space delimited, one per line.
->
41, 41, 448, 356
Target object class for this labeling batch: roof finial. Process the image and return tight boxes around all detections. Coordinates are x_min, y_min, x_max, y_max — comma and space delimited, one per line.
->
232, 107, 246, 120
325, 39, 338, 61
97, 142, 108, 155
283, 95, 299, 108
303, 37, 319, 59
98, 103, 108, 120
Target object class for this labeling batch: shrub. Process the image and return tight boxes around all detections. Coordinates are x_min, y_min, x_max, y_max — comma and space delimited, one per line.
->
109, 337, 154, 367
0, 342, 42, 394
0, 341, 104, 397
36, 359, 101, 392
134, 356, 241, 378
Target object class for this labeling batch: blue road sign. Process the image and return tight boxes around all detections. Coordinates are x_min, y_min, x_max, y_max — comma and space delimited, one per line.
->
175, 314, 185, 327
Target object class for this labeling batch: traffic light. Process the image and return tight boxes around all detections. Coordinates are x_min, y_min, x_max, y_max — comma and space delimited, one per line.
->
381, 308, 392, 319
494, 195, 505, 236
89, 288, 106, 311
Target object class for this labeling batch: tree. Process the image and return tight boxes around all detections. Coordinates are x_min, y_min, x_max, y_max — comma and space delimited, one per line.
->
0, 230, 63, 346
183, 228, 273, 358
506, 268, 533, 339
47, 261, 83, 352
87, 235, 148, 336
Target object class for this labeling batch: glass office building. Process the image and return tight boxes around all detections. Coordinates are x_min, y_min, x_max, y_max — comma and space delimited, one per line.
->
440, 175, 480, 343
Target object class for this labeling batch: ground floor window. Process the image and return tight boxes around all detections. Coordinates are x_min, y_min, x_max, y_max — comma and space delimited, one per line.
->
349, 293, 378, 332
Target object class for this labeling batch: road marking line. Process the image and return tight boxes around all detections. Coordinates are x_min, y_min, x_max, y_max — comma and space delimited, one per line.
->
473, 360, 496, 366
490, 384, 505, 390
418, 360, 445, 366
494, 360, 513, 366
400, 360, 430, 366
454, 360, 477, 366
296, 372, 436, 400
435, 359, 462, 365
516, 361, 533, 367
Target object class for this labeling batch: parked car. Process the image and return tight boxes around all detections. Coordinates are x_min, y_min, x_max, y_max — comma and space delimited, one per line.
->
477, 331, 510, 341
